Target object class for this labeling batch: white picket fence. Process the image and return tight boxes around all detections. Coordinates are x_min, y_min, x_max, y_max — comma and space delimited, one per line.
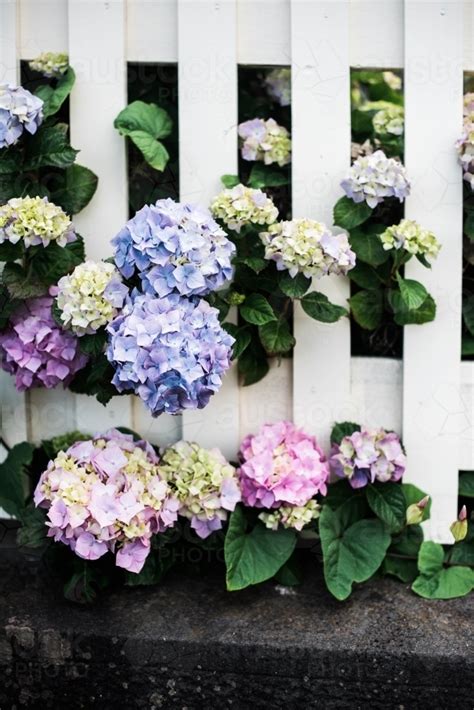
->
0, 0, 473, 542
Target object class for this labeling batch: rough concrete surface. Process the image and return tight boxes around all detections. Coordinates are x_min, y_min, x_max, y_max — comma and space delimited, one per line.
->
0, 526, 473, 709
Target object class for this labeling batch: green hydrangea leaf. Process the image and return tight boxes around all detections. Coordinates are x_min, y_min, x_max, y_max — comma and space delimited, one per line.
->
279, 272, 311, 298
35, 67, 75, 118
223, 323, 252, 359
259, 318, 295, 354
0, 442, 35, 518
367, 482, 407, 533
333, 196, 372, 230
51, 164, 98, 215
248, 163, 289, 188
348, 289, 383, 330
459, 470, 474, 497
301, 291, 348, 323
221, 174, 240, 188
349, 227, 390, 266
225, 506, 296, 591
412, 541, 474, 599
330, 421, 361, 445
24, 123, 78, 169
396, 273, 428, 310
240, 293, 276, 325
114, 101, 172, 172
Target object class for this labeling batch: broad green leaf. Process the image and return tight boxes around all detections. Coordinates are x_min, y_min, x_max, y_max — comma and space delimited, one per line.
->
459, 470, 474, 497
333, 196, 372, 230
383, 557, 418, 583
248, 163, 289, 188
78, 331, 108, 358
279, 272, 311, 298
2, 262, 45, 299
31, 235, 85, 286
348, 289, 383, 330
319, 503, 391, 600
0, 150, 18, 174
396, 274, 428, 310
127, 130, 170, 171
348, 261, 382, 290
412, 541, 474, 599
0, 241, 23, 262
383, 525, 423, 583
367, 482, 407, 533
324, 480, 366, 512
463, 295, 474, 336
462, 335, 474, 357
389, 291, 436, 326
223, 323, 252, 359
259, 318, 295, 354
274, 556, 303, 586
0, 442, 35, 518
16, 504, 47, 549
238, 336, 270, 386
237, 256, 267, 273
225, 506, 296, 591
51, 164, 98, 215
35, 67, 75, 117
330, 421, 361, 445
448, 526, 474, 566
24, 124, 78, 169
240, 293, 276, 325
349, 228, 390, 266
68, 354, 117, 405
114, 100, 172, 139
221, 174, 240, 188
402, 483, 431, 522
301, 291, 348, 323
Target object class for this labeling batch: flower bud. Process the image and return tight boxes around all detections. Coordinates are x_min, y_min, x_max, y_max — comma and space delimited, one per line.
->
227, 291, 246, 306
450, 506, 468, 542
406, 495, 429, 525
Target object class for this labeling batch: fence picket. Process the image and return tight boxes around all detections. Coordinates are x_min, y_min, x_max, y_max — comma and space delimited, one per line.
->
291, 0, 351, 451
403, 0, 464, 542
177, 0, 240, 458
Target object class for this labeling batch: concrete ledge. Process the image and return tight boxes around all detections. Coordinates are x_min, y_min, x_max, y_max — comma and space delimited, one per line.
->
1, 525, 473, 709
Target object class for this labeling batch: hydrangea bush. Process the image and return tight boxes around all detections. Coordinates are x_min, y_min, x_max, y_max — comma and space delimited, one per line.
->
5, 419, 470, 603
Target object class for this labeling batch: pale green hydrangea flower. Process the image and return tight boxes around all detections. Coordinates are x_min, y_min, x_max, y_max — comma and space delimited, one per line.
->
158, 441, 241, 539
372, 104, 404, 136
29, 52, 69, 78
238, 118, 291, 167
264, 68, 291, 106
380, 219, 441, 261
210, 183, 278, 233
0, 196, 75, 248
260, 218, 355, 278
383, 71, 402, 91
56, 260, 128, 336
259, 499, 320, 531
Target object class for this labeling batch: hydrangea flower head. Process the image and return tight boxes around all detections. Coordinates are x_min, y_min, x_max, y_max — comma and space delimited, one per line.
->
158, 441, 241, 538
238, 118, 291, 167
260, 218, 355, 278
383, 71, 402, 91
0, 296, 88, 390
238, 421, 329, 530
264, 68, 291, 106
29, 52, 69, 78
329, 428, 406, 489
372, 104, 404, 136
57, 260, 128, 336
341, 150, 411, 208
112, 198, 235, 298
456, 94, 474, 189
259, 500, 320, 531
210, 184, 278, 233
33, 429, 179, 573
0, 83, 43, 148
106, 290, 234, 416
380, 219, 441, 261
0, 196, 76, 248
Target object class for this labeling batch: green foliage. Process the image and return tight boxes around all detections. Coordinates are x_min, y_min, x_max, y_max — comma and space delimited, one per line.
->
68, 354, 117, 405
222, 323, 252, 359
0, 442, 34, 517
333, 196, 372, 230
24, 124, 78, 169
349, 227, 389, 267
221, 174, 240, 188
51, 164, 98, 215
300, 291, 348, 323
225, 506, 296, 591
330, 421, 361, 445
35, 67, 76, 118
114, 100, 172, 171
390, 292, 436, 326
459, 471, 474, 497
366, 482, 407, 533
240, 293, 276, 325
348, 289, 383, 330
383, 525, 423, 583
247, 163, 289, 189
396, 274, 428, 310
319, 498, 391, 600
258, 318, 295, 354
401, 483, 431, 521
278, 272, 311, 298
412, 542, 474, 600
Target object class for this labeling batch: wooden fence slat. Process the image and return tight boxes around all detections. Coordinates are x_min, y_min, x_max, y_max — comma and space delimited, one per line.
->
63, 0, 133, 437
19, 0, 67, 58
403, 0, 464, 542
291, 0, 351, 450
177, 0, 240, 458
0, 0, 29, 450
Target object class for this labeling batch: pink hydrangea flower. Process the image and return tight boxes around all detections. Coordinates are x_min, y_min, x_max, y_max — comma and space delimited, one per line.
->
237, 421, 329, 526
34, 429, 179, 573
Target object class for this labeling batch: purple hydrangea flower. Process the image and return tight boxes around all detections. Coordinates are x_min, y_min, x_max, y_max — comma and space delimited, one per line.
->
0, 83, 43, 148
341, 150, 410, 208
329, 427, 407, 489
0, 296, 88, 391
34, 429, 180, 574
106, 290, 234, 416
112, 198, 235, 298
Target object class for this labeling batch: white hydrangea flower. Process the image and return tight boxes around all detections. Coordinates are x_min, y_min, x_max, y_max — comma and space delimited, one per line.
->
383, 71, 402, 91
264, 68, 291, 106
57, 260, 128, 336
210, 184, 278, 232
259, 499, 320, 531
372, 104, 404, 136
29, 52, 69, 78
0, 196, 75, 248
341, 150, 410, 208
380, 219, 441, 261
238, 118, 291, 167
260, 218, 356, 279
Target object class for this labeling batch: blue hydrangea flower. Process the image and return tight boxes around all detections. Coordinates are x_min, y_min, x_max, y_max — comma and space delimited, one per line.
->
0, 83, 43, 148
112, 198, 235, 298
106, 290, 234, 416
